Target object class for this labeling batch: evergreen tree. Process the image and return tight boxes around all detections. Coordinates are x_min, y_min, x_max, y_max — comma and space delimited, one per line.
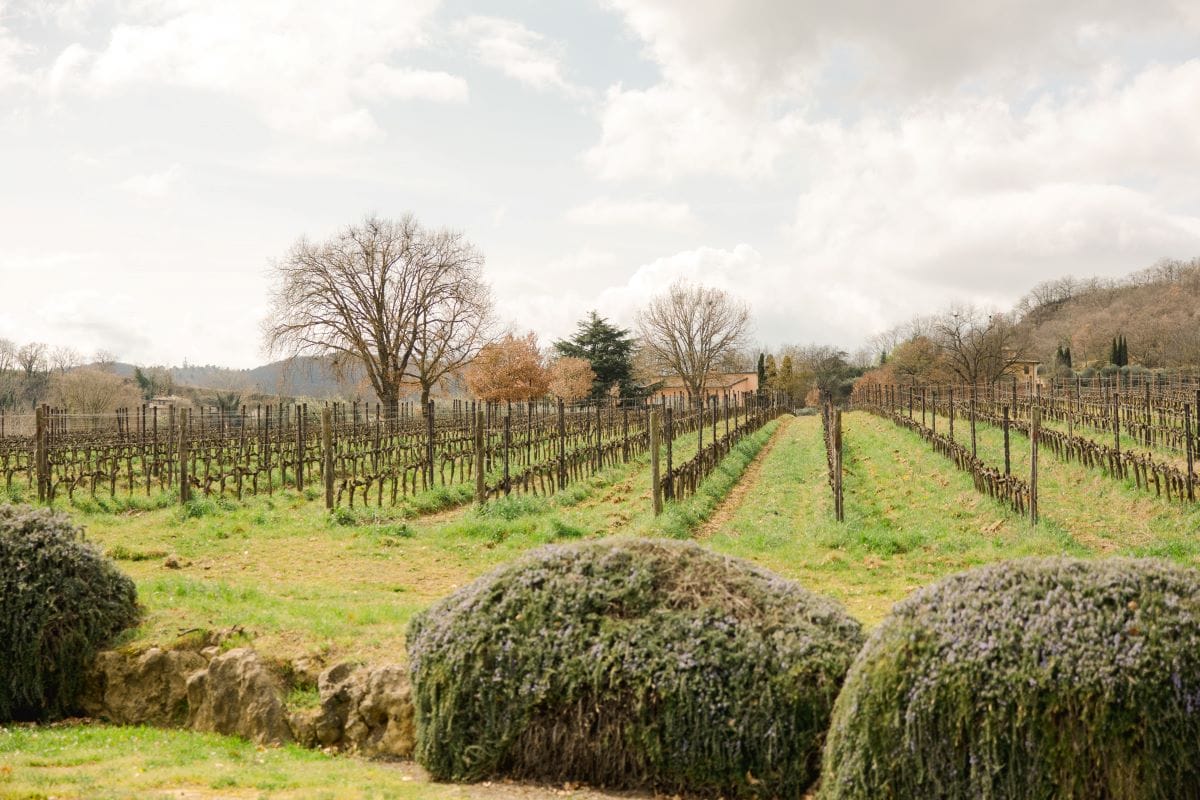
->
779, 355, 795, 395
1120, 336, 1129, 367
1064, 346, 1072, 368
553, 311, 639, 399
1110, 337, 1119, 366
763, 354, 779, 388
756, 353, 766, 389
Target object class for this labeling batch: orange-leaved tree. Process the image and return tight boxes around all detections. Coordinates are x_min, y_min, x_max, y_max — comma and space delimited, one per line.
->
547, 357, 596, 402
466, 332, 548, 402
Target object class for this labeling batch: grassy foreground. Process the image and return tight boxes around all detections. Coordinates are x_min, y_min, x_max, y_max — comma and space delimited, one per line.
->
1, 421, 782, 800
8, 409, 1200, 798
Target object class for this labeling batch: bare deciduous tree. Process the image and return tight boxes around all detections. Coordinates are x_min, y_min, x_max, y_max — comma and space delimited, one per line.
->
636, 279, 751, 406
465, 332, 548, 402
0, 339, 18, 409
17, 342, 47, 378
931, 305, 1027, 384
406, 260, 495, 409
49, 345, 83, 374
17, 342, 48, 407
93, 349, 119, 373
547, 356, 595, 402
264, 214, 486, 417
49, 368, 140, 414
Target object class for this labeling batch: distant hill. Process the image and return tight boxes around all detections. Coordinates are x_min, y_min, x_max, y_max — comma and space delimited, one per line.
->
108, 356, 364, 401
1013, 258, 1200, 371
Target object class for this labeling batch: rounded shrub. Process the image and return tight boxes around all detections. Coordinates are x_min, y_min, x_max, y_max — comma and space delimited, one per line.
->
821, 557, 1200, 800
407, 538, 864, 798
0, 504, 139, 721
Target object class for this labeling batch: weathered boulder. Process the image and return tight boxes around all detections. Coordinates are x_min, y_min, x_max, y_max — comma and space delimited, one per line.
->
80, 647, 206, 726
186, 648, 293, 745
289, 663, 414, 759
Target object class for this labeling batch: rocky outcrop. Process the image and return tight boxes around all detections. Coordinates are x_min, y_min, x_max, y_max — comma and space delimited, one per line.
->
80, 647, 206, 726
186, 648, 294, 745
289, 663, 414, 759
81, 644, 414, 759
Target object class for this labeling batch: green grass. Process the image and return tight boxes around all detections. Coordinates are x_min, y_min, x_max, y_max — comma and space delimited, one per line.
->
6, 409, 1200, 798
702, 413, 1199, 626
0, 723, 454, 799
48, 418, 768, 666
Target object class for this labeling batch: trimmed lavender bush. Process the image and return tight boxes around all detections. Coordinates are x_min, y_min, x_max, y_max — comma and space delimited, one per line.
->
407, 538, 863, 798
0, 504, 139, 721
821, 558, 1200, 800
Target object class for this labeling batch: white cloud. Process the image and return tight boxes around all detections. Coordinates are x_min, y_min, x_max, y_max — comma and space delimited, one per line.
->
565, 196, 693, 229
355, 63, 468, 104
43, 0, 462, 141
584, 244, 885, 349
453, 15, 575, 93
0, 7, 35, 91
589, 0, 1200, 181
118, 163, 181, 198
787, 62, 1200, 301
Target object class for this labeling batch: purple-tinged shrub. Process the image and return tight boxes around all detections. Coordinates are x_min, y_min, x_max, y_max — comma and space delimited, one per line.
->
820, 557, 1200, 800
407, 538, 863, 798
0, 504, 139, 721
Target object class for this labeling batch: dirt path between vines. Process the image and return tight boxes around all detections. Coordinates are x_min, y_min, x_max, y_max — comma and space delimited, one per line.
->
697, 415, 794, 538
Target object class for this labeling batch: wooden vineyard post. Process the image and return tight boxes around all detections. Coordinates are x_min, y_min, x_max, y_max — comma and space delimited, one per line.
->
1145, 382, 1153, 448
1003, 405, 1011, 476
622, 406, 630, 463
34, 405, 47, 503
595, 404, 603, 473
322, 407, 334, 510
178, 408, 190, 505
502, 414, 511, 496
970, 393, 977, 458
295, 405, 304, 491
1113, 392, 1121, 457
1186, 403, 1195, 503
1030, 403, 1040, 525
650, 409, 662, 516
475, 409, 486, 504
426, 401, 436, 488
557, 399, 566, 490
834, 409, 844, 522
665, 407, 674, 501
947, 387, 953, 441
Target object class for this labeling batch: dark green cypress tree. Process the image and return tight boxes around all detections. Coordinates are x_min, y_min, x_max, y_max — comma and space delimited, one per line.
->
1110, 337, 1119, 366
553, 311, 640, 400
1120, 336, 1129, 367
1064, 346, 1072, 368
757, 353, 767, 387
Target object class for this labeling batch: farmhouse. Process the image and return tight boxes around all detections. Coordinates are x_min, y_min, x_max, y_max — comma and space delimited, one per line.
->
646, 371, 760, 403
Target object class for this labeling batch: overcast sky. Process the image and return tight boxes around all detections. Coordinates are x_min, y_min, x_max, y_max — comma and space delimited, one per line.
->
2, 0, 1200, 368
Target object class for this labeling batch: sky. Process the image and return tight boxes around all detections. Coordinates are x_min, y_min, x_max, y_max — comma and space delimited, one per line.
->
2, 0, 1200, 368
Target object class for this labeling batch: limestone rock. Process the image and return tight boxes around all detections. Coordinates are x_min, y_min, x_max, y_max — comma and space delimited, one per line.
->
80, 647, 206, 726
186, 648, 293, 745
291, 663, 414, 758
